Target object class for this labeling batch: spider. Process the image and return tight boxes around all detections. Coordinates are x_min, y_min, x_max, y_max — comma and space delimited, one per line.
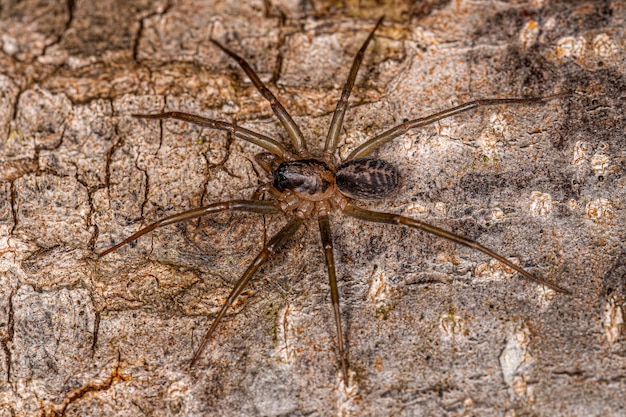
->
100, 17, 570, 383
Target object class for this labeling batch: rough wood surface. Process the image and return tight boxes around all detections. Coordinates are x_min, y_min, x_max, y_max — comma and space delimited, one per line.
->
0, 1, 624, 416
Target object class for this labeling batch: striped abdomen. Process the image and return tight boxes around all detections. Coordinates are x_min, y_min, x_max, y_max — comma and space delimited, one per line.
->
336, 158, 400, 200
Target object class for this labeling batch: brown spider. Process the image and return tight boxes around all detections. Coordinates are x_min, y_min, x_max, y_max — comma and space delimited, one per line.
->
100, 17, 570, 383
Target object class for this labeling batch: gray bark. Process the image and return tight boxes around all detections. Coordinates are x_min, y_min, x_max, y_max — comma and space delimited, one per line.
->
0, 0, 624, 416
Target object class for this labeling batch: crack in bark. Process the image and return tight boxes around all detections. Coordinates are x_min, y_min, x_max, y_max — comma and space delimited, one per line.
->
133, 147, 150, 223
104, 117, 123, 193
47, 355, 129, 417
1, 290, 15, 383
132, 2, 173, 63
40, 0, 76, 57
8, 181, 18, 236
90, 310, 100, 357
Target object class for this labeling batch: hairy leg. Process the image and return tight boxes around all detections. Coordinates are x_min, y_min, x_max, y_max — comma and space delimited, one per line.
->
211, 39, 307, 152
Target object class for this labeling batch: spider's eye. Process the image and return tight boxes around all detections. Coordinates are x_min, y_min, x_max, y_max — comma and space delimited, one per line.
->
336, 158, 400, 200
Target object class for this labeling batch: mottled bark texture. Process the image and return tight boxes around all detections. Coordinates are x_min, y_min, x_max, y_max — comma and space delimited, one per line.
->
0, 0, 624, 416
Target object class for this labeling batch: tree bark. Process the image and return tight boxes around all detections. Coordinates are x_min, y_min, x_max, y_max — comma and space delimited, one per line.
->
0, 1, 624, 416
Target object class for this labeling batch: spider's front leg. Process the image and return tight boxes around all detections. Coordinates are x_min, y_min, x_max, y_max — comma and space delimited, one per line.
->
132, 112, 291, 158
324, 16, 384, 156
343, 204, 570, 294
210, 39, 307, 152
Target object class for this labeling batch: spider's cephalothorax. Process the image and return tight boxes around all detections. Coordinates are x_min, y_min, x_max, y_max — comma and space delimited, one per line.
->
273, 159, 336, 198
272, 158, 344, 217
100, 17, 570, 385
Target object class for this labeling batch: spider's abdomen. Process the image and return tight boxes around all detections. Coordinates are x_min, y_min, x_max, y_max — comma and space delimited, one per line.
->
336, 158, 400, 200
273, 159, 336, 201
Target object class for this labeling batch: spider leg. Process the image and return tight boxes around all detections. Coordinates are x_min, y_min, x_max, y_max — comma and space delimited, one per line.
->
133, 112, 290, 158
318, 215, 349, 383
211, 39, 307, 152
189, 217, 303, 367
99, 200, 281, 257
324, 16, 384, 156
343, 204, 570, 294
347, 93, 570, 160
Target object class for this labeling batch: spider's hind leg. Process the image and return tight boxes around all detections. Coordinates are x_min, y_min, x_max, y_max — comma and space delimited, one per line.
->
189, 217, 303, 367
343, 204, 570, 294
318, 215, 349, 384
347, 93, 570, 160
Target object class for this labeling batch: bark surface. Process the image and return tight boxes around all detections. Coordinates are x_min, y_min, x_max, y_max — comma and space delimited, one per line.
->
0, 1, 624, 416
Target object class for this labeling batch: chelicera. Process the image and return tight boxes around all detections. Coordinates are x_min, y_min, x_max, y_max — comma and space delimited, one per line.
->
100, 17, 570, 383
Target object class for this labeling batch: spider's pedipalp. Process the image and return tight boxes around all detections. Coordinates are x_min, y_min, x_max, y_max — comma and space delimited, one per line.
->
254, 152, 285, 175
343, 204, 570, 294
